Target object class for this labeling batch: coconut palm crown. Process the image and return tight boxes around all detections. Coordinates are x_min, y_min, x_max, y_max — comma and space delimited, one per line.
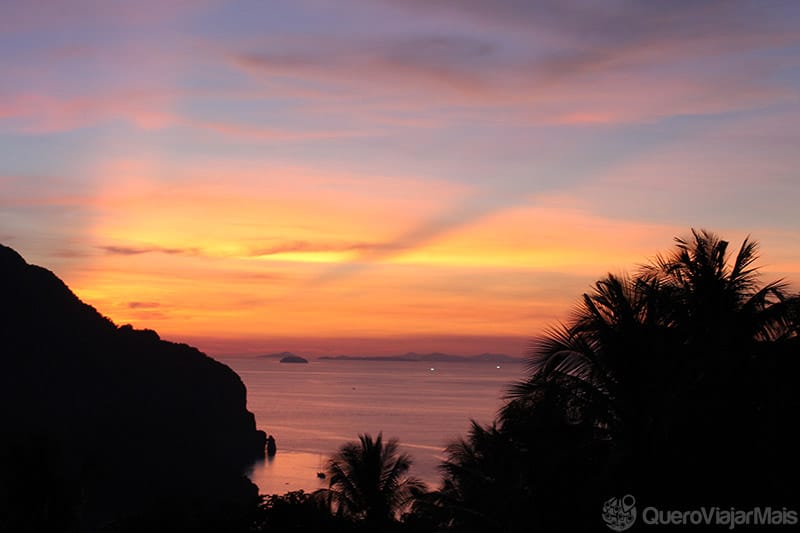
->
324, 432, 425, 527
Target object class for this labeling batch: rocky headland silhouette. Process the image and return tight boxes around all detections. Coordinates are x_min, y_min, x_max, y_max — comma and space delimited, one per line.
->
0, 244, 266, 531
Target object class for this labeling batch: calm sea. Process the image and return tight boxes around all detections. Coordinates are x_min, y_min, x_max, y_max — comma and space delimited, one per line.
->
219, 357, 525, 495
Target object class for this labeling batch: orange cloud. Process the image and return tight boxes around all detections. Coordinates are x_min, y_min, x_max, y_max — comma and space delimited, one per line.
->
56, 159, 695, 353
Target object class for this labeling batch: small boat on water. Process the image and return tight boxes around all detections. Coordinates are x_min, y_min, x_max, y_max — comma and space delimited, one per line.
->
316, 454, 326, 479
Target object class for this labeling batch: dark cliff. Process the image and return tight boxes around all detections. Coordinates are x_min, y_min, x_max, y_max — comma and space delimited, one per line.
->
0, 244, 266, 531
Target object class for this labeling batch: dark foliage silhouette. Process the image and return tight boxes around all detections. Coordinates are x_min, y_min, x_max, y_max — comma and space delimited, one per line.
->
423, 230, 800, 532
0, 244, 267, 532
4, 231, 798, 532
321, 433, 425, 531
251, 490, 355, 533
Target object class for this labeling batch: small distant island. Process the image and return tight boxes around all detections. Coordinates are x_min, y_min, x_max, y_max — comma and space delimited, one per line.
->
257, 351, 296, 360
257, 352, 309, 363
318, 352, 520, 363
279, 354, 309, 363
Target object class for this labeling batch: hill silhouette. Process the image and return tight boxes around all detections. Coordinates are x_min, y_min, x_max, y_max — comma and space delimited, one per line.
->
0, 244, 266, 531
318, 352, 520, 362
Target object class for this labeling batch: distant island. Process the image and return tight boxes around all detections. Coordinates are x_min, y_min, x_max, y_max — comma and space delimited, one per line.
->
318, 352, 520, 363
257, 351, 296, 360
256, 352, 309, 363
279, 354, 309, 363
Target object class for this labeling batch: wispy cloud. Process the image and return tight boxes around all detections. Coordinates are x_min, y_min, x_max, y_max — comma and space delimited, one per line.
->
0, 91, 177, 134
233, 33, 497, 97
250, 240, 376, 257
53, 248, 92, 259
384, 0, 800, 51
231, 1, 799, 124
128, 301, 161, 309
99, 245, 199, 256
312, 189, 527, 283
189, 119, 367, 142
0, 0, 214, 34
4, 0, 800, 354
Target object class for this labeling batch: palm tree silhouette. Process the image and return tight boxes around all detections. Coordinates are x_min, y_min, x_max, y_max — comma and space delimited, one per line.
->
507, 229, 796, 425
648, 229, 796, 347
432, 230, 800, 531
322, 432, 425, 529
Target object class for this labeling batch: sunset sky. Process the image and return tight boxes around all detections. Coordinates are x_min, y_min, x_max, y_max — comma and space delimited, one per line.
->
2, 1, 800, 356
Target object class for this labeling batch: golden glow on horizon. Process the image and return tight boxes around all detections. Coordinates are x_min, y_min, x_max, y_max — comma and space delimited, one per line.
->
4, 1, 800, 357
20, 152, 785, 359
59, 176, 654, 349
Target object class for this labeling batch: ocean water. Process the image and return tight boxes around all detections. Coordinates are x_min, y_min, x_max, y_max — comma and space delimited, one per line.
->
219, 357, 525, 495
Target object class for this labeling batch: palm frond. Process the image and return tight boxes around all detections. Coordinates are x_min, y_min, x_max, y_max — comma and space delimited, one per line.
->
324, 432, 422, 524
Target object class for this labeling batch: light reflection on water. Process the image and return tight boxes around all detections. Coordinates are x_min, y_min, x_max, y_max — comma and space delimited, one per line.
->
245, 451, 327, 495
222, 358, 524, 494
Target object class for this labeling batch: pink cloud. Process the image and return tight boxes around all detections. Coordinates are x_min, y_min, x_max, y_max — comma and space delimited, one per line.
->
0, 91, 177, 134
0, 0, 217, 34
0, 175, 96, 208
231, 31, 797, 127
188, 119, 368, 141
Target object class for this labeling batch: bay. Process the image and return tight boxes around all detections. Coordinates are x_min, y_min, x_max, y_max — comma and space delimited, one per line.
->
220, 357, 525, 495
